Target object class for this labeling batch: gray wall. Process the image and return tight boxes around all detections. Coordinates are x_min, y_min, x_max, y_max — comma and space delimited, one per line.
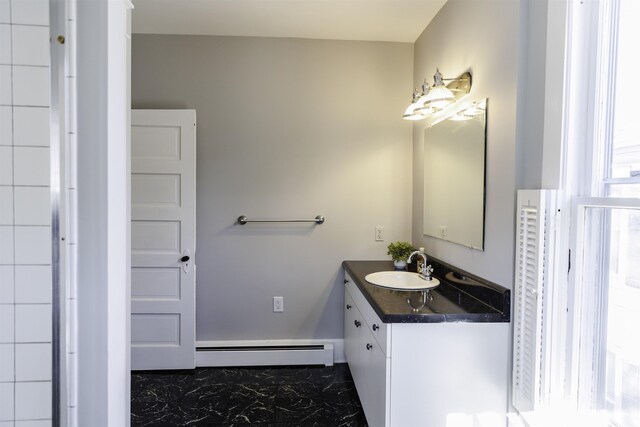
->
515, 0, 548, 190
132, 35, 413, 342
411, 0, 522, 287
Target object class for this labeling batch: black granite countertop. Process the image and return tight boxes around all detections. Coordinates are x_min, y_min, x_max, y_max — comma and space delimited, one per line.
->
342, 259, 510, 324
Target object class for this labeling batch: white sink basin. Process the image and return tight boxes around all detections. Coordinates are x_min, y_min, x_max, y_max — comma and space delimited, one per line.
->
364, 271, 440, 291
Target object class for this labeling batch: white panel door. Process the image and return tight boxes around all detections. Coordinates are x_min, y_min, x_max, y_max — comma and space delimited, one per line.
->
131, 109, 196, 370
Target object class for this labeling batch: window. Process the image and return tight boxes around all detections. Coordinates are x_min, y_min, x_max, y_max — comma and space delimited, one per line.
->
566, 0, 640, 425
572, 202, 640, 425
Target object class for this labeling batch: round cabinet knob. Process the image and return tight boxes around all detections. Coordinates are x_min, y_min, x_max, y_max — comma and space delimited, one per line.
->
346, 304, 352, 310
181, 255, 190, 262
372, 324, 379, 331
354, 320, 361, 328
343, 279, 349, 284
366, 343, 373, 350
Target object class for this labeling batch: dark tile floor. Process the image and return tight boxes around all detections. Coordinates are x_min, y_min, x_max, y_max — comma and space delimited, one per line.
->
131, 363, 368, 427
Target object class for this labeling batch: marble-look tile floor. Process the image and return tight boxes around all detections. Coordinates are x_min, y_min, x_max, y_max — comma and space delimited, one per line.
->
131, 363, 368, 426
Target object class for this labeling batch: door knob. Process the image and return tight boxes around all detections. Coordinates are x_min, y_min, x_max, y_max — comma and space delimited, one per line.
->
181, 250, 192, 273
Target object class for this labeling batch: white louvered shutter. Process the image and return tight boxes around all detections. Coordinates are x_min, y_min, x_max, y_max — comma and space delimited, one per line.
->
512, 190, 555, 414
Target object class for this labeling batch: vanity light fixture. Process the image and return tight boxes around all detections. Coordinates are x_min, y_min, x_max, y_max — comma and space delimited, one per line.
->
422, 69, 455, 110
403, 79, 432, 120
402, 88, 427, 121
402, 70, 472, 120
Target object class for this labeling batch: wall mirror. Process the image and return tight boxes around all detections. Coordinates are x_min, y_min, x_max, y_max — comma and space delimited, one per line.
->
423, 99, 487, 250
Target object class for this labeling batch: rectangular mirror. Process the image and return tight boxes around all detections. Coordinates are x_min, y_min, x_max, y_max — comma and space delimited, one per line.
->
423, 99, 487, 250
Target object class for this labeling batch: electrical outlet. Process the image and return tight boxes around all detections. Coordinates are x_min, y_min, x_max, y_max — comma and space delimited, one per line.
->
438, 226, 447, 239
273, 296, 284, 313
375, 226, 384, 241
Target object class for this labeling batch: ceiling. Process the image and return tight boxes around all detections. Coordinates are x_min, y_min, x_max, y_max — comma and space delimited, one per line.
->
131, 0, 448, 43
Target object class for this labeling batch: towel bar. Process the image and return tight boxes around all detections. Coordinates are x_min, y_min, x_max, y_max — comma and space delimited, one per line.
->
237, 215, 325, 225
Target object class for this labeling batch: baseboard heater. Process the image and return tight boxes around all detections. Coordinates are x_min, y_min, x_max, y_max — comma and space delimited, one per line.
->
195, 343, 334, 367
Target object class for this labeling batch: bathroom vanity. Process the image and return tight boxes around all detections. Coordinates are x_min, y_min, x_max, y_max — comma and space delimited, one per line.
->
343, 260, 510, 427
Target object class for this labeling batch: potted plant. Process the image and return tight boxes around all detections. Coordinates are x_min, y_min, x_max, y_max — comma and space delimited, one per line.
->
387, 241, 415, 270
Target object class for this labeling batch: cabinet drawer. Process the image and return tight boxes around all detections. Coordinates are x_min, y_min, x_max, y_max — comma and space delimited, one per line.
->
345, 273, 390, 356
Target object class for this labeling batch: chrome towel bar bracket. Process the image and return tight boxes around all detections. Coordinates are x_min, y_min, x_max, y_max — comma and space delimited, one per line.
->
237, 215, 325, 225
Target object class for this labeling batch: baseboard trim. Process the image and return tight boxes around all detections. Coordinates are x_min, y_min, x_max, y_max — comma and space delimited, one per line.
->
195, 339, 345, 367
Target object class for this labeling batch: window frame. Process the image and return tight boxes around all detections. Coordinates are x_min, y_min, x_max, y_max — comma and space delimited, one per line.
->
552, 0, 640, 420
533, 0, 640, 422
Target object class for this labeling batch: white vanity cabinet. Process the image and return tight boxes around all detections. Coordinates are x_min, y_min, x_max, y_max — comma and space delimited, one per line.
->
344, 288, 390, 427
344, 271, 509, 427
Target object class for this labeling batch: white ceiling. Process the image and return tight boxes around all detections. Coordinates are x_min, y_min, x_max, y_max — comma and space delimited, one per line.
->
131, 0, 448, 43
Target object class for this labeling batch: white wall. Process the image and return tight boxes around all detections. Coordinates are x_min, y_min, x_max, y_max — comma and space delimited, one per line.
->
132, 35, 413, 342
0, 0, 53, 423
412, 0, 521, 287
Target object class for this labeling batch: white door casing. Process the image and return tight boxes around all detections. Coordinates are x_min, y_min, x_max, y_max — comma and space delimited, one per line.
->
131, 109, 196, 370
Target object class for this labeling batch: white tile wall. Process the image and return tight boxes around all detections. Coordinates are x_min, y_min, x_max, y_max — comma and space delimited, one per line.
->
13, 107, 49, 146
0, 0, 10, 24
0, 226, 14, 264
16, 421, 53, 427
0, 106, 12, 143
0, 65, 11, 104
15, 381, 51, 420
0, 343, 13, 381
14, 187, 49, 225
13, 147, 49, 186
15, 343, 50, 381
0, 1, 52, 424
15, 304, 51, 343
0, 187, 12, 224
0, 147, 12, 184
0, 305, 13, 342
14, 226, 51, 264
0, 265, 14, 304
0, 382, 15, 420
0, 24, 10, 65
11, 0, 48, 26
11, 25, 48, 67
12, 66, 49, 107
14, 265, 49, 304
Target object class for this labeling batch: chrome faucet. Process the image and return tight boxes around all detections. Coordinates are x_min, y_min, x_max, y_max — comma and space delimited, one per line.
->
407, 250, 433, 281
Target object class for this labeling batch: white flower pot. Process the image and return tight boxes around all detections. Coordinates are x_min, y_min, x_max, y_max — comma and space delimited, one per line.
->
393, 260, 407, 270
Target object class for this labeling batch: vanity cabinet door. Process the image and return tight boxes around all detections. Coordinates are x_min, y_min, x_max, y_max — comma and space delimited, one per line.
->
344, 273, 389, 427
344, 289, 361, 374
359, 328, 389, 427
